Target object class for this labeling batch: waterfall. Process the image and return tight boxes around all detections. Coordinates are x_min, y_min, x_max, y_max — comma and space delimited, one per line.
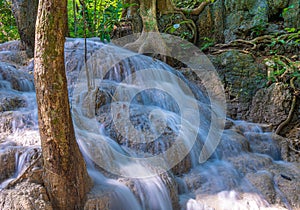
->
0, 37, 298, 210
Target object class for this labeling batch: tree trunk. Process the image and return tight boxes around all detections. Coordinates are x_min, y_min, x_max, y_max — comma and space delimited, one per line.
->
34, 0, 92, 209
11, 0, 39, 57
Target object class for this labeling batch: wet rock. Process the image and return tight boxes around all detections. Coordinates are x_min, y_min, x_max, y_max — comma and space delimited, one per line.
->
0, 181, 53, 210
84, 191, 111, 210
0, 145, 17, 182
190, 191, 285, 210
227, 153, 274, 176
233, 121, 273, 133
0, 91, 27, 112
245, 171, 277, 204
243, 132, 282, 160
248, 83, 292, 127
96, 102, 193, 175
0, 51, 29, 67
216, 129, 250, 159
0, 111, 37, 139
0, 112, 14, 140
119, 171, 179, 210
183, 161, 242, 194
269, 162, 300, 209
0, 62, 34, 91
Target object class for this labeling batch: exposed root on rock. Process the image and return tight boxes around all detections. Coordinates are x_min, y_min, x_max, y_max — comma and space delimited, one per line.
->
276, 77, 298, 135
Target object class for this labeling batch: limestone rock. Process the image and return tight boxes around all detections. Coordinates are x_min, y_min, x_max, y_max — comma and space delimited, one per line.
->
248, 83, 292, 127
210, 50, 266, 119
0, 41, 22, 52
197, 0, 225, 46
245, 171, 277, 204
216, 129, 250, 159
0, 51, 29, 67
0, 62, 34, 92
282, 0, 300, 29
268, 162, 300, 209
224, 0, 269, 41
227, 153, 274, 175
243, 132, 282, 160
0, 92, 27, 112
0, 181, 53, 210
0, 144, 17, 182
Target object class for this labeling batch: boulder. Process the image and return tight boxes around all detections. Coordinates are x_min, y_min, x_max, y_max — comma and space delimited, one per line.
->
0, 62, 34, 92
215, 129, 250, 160
243, 132, 282, 160
248, 83, 292, 127
0, 91, 27, 112
224, 0, 269, 41
227, 153, 274, 176
210, 50, 266, 119
0, 51, 29, 67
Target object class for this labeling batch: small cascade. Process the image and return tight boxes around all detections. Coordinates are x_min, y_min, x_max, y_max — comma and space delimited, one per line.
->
0, 146, 40, 190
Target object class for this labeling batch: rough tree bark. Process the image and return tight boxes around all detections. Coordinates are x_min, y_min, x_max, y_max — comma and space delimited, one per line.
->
34, 0, 92, 209
11, 0, 39, 57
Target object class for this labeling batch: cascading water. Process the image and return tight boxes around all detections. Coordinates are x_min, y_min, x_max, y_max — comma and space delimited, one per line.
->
0, 37, 299, 210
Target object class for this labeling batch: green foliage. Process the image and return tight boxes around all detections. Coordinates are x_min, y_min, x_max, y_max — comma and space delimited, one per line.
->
0, 0, 19, 43
199, 37, 214, 51
251, 7, 267, 36
282, 4, 295, 17
267, 28, 300, 54
67, 0, 131, 41
264, 56, 300, 83
165, 20, 194, 40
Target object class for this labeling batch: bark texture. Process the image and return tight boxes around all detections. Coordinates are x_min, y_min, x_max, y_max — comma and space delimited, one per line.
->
11, 0, 38, 57
34, 0, 91, 209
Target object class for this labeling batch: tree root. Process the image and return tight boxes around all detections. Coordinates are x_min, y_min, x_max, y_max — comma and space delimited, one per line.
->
284, 138, 300, 154
174, 1, 210, 15
162, 10, 197, 43
211, 48, 254, 57
275, 77, 297, 135
124, 32, 169, 56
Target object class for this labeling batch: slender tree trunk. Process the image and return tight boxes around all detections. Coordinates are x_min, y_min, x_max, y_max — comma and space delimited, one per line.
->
34, 0, 92, 209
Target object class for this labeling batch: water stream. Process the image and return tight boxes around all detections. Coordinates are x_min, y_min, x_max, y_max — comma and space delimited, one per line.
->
0, 38, 298, 209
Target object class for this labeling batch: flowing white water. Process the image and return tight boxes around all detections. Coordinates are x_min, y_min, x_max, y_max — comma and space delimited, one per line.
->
0, 38, 298, 209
